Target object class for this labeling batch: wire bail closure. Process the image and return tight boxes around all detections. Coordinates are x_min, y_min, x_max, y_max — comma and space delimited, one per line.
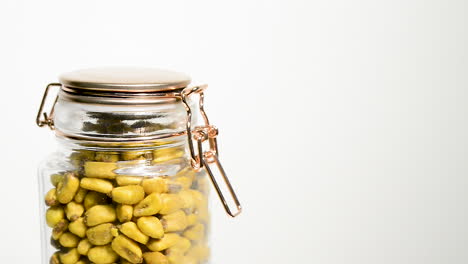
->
36, 83, 61, 130
181, 85, 242, 217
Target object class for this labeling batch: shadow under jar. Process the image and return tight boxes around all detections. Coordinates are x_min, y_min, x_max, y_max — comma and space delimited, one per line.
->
36, 67, 241, 264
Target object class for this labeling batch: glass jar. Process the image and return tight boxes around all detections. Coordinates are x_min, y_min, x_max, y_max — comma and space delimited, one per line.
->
35, 67, 241, 264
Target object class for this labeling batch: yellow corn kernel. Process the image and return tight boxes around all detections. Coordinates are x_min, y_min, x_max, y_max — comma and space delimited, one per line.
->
83, 191, 109, 210
186, 245, 210, 261
65, 201, 85, 221
86, 223, 117, 246
45, 188, 59, 206
84, 161, 117, 179
173, 176, 192, 190
68, 217, 87, 238
146, 233, 181, 252
74, 187, 88, 203
57, 172, 80, 204
88, 245, 119, 264
153, 147, 184, 163
161, 210, 188, 232
50, 252, 60, 264
166, 237, 191, 255
183, 223, 205, 241
118, 222, 149, 244
111, 235, 143, 263
59, 232, 80, 247
59, 248, 80, 264
116, 176, 143, 186
159, 194, 184, 215
143, 252, 169, 264
80, 178, 113, 194
50, 174, 65, 187
133, 193, 162, 217
52, 219, 69, 240
142, 177, 181, 195
111, 185, 145, 205
186, 214, 198, 227
94, 152, 120, 162
178, 190, 195, 212
121, 150, 147, 161
46, 206, 65, 228
137, 216, 164, 239
77, 239, 92, 255
116, 204, 133, 222
84, 205, 116, 227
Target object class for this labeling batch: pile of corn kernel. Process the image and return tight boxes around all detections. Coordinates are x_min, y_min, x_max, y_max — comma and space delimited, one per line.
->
45, 148, 210, 264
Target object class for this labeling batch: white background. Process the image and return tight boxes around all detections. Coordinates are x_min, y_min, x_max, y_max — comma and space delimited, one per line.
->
1, 0, 467, 263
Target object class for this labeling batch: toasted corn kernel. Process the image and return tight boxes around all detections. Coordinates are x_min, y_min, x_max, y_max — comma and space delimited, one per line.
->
161, 210, 188, 232
153, 148, 184, 163
186, 245, 210, 261
50, 174, 64, 187
186, 214, 198, 227
171, 256, 197, 264
84, 191, 109, 210
121, 151, 146, 161
59, 232, 80, 247
70, 150, 95, 167
74, 188, 88, 203
111, 235, 143, 263
59, 248, 80, 264
143, 252, 169, 264
45, 188, 59, 206
77, 239, 92, 255
50, 237, 62, 249
88, 245, 119, 264
133, 193, 162, 217
173, 176, 192, 190
80, 178, 113, 194
52, 219, 69, 240
86, 223, 116, 245
84, 161, 118, 179
57, 172, 80, 204
69, 217, 87, 238
183, 223, 205, 241
147, 233, 181, 252
46, 206, 65, 228
65, 201, 85, 221
137, 216, 164, 239
111, 185, 145, 205
166, 237, 191, 255
50, 252, 60, 264
178, 190, 195, 212
94, 152, 120, 162
118, 222, 149, 244
116, 204, 133, 222
142, 177, 182, 195
159, 194, 184, 215
116, 176, 143, 186
85, 205, 116, 227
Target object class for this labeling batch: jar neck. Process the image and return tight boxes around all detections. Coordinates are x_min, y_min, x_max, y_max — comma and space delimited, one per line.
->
53, 90, 198, 143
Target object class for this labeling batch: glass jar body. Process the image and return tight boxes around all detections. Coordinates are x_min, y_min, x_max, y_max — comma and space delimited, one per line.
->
39, 138, 211, 264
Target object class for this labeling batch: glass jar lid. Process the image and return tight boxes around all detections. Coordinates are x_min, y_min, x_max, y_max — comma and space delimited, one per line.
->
59, 67, 191, 93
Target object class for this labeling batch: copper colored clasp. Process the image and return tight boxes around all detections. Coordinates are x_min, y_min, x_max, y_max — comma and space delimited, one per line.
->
36, 83, 61, 130
181, 85, 242, 218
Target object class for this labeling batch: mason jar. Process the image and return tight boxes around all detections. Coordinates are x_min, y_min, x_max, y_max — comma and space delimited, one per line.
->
36, 67, 241, 264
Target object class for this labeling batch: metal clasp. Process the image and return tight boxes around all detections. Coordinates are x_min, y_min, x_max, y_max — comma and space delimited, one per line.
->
181, 85, 242, 217
36, 83, 61, 129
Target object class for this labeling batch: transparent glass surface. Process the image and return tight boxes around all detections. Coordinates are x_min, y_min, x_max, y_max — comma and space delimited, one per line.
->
39, 96, 210, 264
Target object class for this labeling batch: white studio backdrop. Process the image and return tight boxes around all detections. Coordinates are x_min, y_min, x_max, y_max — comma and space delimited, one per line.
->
0, 0, 467, 263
